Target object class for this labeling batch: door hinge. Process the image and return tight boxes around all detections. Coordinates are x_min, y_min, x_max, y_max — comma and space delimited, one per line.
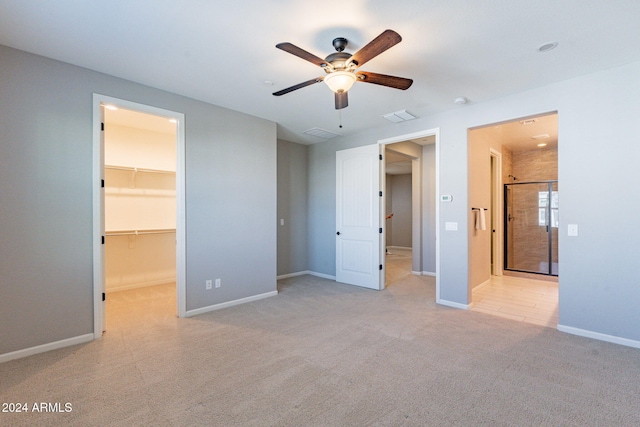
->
101, 236, 105, 245
101, 179, 104, 188
379, 227, 383, 234
102, 292, 106, 302
101, 122, 105, 131
379, 154, 383, 160
379, 191, 382, 197
379, 264, 383, 270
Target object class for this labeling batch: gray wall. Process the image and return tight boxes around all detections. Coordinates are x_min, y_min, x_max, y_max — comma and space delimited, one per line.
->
389, 174, 412, 247
385, 175, 393, 246
306, 60, 640, 343
0, 45, 277, 355
277, 139, 308, 276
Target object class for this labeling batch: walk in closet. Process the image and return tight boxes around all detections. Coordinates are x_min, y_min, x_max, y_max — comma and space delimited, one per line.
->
104, 107, 177, 294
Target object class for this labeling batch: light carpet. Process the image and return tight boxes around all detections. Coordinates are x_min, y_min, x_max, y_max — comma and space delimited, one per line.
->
1, 268, 640, 426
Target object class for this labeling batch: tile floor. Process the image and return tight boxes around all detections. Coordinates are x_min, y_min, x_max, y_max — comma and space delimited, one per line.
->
384, 248, 559, 328
471, 274, 559, 328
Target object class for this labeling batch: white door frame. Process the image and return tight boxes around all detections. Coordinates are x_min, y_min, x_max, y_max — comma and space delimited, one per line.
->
378, 128, 440, 299
92, 94, 187, 338
490, 148, 503, 276
382, 144, 421, 274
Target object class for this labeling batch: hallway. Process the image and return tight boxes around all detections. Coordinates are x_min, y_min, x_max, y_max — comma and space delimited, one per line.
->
385, 247, 419, 286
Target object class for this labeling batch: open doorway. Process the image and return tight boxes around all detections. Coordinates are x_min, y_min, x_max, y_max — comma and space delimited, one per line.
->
384, 145, 416, 285
379, 131, 437, 289
92, 95, 186, 337
104, 106, 177, 330
334, 128, 438, 293
468, 112, 559, 327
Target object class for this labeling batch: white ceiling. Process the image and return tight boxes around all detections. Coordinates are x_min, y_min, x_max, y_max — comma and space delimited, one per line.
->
1, 1, 639, 145
385, 149, 414, 175
105, 107, 177, 135
471, 112, 558, 152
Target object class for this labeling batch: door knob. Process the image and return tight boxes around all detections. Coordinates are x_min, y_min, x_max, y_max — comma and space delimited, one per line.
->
336, 231, 341, 235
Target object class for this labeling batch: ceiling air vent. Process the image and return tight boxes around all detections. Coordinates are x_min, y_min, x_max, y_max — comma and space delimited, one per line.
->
303, 127, 341, 139
383, 110, 416, 123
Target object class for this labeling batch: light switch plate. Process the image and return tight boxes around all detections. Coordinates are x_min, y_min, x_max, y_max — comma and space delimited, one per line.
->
445, 222, 458, 231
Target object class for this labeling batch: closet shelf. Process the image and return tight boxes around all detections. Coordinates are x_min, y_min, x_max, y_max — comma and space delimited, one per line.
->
106, 228, 176, 236
105, 165, 175, 175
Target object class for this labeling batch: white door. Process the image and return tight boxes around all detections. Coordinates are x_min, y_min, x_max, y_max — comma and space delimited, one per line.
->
336, 144, 384, 290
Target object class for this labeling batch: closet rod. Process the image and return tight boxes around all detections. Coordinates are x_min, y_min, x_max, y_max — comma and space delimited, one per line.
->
105, 228, 176, 236
105, 165, 175, 175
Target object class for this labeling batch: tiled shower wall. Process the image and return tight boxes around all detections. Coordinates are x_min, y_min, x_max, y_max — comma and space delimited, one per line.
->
512, 146, 558, 182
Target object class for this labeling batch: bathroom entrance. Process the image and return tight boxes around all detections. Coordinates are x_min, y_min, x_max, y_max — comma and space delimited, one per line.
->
504, 181, 558, 276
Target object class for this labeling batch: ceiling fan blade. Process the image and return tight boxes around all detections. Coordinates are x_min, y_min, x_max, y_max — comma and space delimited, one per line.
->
273, 77, 324, 96
335, 91, 348, 109
350, 29, 402, 67
276, 42, 328, 67
356, 71, 413, 90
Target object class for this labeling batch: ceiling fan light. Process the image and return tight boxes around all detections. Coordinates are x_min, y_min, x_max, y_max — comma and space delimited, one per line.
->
324, 71, 357, 93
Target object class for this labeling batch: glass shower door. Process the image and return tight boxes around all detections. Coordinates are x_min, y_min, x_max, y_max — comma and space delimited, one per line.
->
549, 181, 559, 275
504, 181, 558, 276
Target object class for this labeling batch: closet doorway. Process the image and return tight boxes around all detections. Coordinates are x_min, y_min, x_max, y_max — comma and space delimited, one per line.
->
92, 95, 186, 336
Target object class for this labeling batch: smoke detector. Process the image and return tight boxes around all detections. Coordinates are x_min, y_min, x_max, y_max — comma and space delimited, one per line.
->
538, 42, 558, 52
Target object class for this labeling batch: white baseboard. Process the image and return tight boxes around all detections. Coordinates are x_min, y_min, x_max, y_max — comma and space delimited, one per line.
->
277, 271, 308, 280
106, 278, 175, 293
308, 271, 336, 280
473, 278, 491, 292
388, 246, 412, 250
557, 324, 640, 349
437, 298, 471, 310
277, 270, 336, 281
185, 291, 278, 317
0, 333, 94, 364
421, 271, 436, 277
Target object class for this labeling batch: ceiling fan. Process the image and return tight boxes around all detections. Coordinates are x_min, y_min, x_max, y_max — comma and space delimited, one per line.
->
273, 29, 413, 109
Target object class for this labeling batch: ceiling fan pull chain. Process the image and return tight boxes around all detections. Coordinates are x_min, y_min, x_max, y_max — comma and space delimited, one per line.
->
338, 109, 343, 128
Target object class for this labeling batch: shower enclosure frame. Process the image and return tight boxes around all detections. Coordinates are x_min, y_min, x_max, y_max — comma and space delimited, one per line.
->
503, 180, 558, 277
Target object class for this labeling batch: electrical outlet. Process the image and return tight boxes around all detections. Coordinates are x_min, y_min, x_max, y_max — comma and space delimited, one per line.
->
215, 278, 221, 288
205, 279, 212, 290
